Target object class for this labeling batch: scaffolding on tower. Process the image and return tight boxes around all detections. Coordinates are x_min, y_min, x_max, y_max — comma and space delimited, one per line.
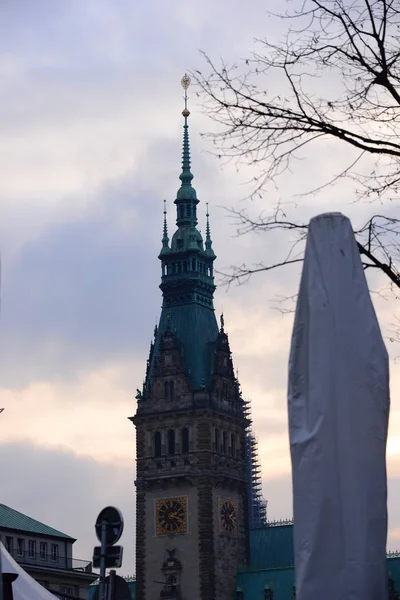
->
243, 399, 268, 527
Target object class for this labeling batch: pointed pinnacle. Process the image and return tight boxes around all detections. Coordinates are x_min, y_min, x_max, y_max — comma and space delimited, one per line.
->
162, 200, 169, 247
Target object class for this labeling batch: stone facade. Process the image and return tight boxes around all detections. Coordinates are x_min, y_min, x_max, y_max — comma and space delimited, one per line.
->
132, 396, 248, 600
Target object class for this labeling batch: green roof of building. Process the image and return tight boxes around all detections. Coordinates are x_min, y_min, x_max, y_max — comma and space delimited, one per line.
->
154, 303, 219, 391
387, 556, 400, 590
250, 525, 294, 569
236, 566, 295, 600
0, 504, 74, 540
239, 525, 400, 599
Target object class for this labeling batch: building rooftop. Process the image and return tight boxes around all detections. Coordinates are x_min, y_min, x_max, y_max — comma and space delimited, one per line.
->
236, 524, 400, 599
0, 504, 74, 541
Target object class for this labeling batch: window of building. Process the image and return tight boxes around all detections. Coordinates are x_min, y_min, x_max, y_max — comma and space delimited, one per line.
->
51, 544, 59, 562
17, 538, 24, 557
5, 537, 13, 554
214, 429, 219, 453
167, 429, 175, 455
166, 574, 177, 590
222, 431, 227, 454
154, 431, 162, 458
182, 428, 189, 454
231, 433, 236, 457
28, 540, 36, 559
40, 542, 47, 560
164, 380, 174, 400
61, 586, 74, 598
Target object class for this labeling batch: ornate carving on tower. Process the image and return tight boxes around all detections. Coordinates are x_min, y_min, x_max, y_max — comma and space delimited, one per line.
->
160, 549, 182, 599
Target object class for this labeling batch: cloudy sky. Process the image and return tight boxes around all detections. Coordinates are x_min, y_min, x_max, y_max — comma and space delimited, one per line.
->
1, 0, 400, 577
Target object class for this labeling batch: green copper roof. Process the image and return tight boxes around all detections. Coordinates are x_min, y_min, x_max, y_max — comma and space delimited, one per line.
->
236, 566, 295, 600
0, 504, 74, 540
250, 525, 294, 569
388, 556, 400, 592
237, 525, 400, 599
155, 302, 218, 390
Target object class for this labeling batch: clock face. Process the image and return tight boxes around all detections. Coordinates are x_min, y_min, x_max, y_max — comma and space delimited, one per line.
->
155, 497, 188, 536
219, 497, 238, 535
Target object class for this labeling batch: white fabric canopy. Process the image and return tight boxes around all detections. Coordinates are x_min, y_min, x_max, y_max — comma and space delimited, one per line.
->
1, 542, 58, 600
288, 213, 390, 600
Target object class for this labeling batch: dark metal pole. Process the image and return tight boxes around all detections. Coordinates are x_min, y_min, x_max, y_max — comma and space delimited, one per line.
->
99, 522, 107, 600
108, 569, 116, 600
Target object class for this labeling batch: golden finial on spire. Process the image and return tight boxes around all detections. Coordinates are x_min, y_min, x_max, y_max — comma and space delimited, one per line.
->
181, 73, 191, 118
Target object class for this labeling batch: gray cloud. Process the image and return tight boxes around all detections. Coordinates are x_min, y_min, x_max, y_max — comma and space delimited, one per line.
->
0, 178, 161, 386
0, 441, 135, 575
0, 129, 253, 388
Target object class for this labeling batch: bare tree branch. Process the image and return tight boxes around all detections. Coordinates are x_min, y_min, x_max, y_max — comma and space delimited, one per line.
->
194, 0, 400, 203
217, 210, 400, 289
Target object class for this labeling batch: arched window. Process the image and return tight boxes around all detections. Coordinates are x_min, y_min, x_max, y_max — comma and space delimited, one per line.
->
167, 575, 177, 590
222, 431, 227, 454
167, 429, 175, 455
214, 428, 219, 453
182, 428, 189, 454
192, 259, 196, 271
231, 433, 235, 457
164, 380, 174, 400
154, 432, 162, 458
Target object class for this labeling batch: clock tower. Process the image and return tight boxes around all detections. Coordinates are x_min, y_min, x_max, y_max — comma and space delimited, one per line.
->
130, 75, 249, 600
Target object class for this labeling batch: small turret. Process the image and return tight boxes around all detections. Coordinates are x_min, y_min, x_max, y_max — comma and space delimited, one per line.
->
205, 203, 215, 258
160, 200, 170, 256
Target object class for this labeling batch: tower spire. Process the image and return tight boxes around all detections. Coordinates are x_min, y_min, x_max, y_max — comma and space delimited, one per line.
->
175, 74, 198, 227
180, 73, 193, 187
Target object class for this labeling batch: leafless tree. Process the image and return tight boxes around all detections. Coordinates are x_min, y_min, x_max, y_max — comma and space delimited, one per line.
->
194, 0, 400, 288
216, 206, 400, 288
